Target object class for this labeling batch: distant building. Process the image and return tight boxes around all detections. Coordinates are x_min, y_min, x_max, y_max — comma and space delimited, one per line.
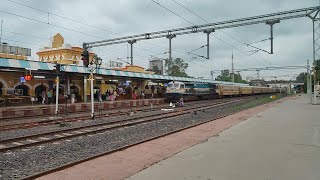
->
37, 33, 94, 65
249, 79, 268, 87
0, 43, 31, 60
114, 65, 155, 74
109, 60, 123, 68
148, 59, 164, 75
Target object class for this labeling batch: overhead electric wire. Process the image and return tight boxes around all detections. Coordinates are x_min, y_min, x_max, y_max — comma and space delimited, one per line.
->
2, 30, 48, 40
152, 0, 195, 25
6, 0, 170, 54
168, 0, 272, 66
247, 38, 271, 45
1, 38, 45, 47
6, 0, 116, 35
0, 10, 103, 39
6, 0, 228, 69
152, 0, 269, 68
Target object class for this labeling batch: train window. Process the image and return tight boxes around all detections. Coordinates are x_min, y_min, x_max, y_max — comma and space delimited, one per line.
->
168, 84, 173, 88
180, 84, 185, 89
174, 84, 179, 88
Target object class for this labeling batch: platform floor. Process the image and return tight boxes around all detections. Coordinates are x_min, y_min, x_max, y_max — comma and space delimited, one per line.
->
128, 95, 320, 180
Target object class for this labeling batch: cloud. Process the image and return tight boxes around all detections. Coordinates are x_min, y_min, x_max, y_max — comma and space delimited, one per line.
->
0, 0, 318, 80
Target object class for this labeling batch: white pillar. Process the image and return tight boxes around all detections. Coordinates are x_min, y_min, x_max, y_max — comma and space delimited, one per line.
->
90, 73, 94, 119
55, 76, 59, 115
84, 76, 87, 102
67, 78, 71, 95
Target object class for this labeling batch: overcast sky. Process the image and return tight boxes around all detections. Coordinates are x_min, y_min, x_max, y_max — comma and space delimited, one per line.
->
1, 0, 319, 80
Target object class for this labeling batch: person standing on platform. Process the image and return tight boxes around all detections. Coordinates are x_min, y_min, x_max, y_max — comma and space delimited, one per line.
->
71, 92, 75, 104
106, 90, 110, 101
47, 90, 52, 104
133, 90, 137, 100
41, 91, 46, 105
98, 90, 102, 102
113, 90, 117, 101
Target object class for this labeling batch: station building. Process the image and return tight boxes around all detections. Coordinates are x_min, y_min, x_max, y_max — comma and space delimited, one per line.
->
0, 33, 169, 105
0, 33, 245, 107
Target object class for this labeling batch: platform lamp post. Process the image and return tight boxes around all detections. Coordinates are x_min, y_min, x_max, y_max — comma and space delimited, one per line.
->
210, 71, 214, 81
54, 64, 61, 116
89, 72, 94, 119
89, 55, 103, 120
312, 63, 318, 104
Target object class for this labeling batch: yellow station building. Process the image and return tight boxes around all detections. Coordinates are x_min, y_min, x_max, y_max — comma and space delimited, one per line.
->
37, 33, 94, 65
0, 33, 159, 102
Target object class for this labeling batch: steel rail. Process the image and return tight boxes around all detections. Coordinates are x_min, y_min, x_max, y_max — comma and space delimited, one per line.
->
21, 95, 282, 180
0, 99, 242, 152
0, 98, 233, 131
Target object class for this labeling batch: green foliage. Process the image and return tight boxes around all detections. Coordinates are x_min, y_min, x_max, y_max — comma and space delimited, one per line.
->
215, 69, 247, 83
296, 72, 308, 83
296, 72, 308, 93
314, 60, 320, 81
151, 65, 161, 75
295, 59, 320, 93
165, 58, 189, 77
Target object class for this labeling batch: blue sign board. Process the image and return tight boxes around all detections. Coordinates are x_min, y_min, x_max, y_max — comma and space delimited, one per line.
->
20, 77, 26, 83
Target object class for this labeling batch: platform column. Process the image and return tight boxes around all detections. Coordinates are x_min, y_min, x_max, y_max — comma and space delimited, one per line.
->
84, 76, 87, 102
67, 77, 71, 96
55, 76, 59, 115
90, 73, 94, 120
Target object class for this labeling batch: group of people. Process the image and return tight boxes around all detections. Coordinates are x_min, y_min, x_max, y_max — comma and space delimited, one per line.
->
37, 90, 52, 105
105, 89, 117, 101
132, 90, 145, 100
36, 90, 79, 104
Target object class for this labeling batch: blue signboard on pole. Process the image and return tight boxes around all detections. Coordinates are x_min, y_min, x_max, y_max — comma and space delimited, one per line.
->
20, 77, 26, 83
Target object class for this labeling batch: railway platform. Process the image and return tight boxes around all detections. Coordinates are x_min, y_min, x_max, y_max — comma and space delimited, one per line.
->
34, 95, 316, 180
128, 94, 320, 180
0, 98, 165, 120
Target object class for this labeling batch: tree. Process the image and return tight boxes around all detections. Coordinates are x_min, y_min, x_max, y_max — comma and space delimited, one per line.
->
146, 65, 162, 75
215, 69, 247, 83
165, 58, 189, 77
296, 72, 308, 93
296, 72, 308, 83
314, 60, 320, 82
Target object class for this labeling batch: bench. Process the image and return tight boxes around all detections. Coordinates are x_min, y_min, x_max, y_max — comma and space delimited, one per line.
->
7, 97, 23, 104
0, 98, 5, 105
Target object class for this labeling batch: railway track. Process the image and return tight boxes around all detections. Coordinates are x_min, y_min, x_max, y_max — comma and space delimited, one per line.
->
19, 97, 260, 180
0, 97, 242, 131
0, 99, 242, 153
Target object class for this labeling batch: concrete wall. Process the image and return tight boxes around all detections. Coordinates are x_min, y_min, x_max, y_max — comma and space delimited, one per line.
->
0, 98, 165, 119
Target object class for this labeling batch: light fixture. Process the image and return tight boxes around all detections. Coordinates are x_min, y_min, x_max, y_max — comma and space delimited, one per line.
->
25, 68, 38, 71
34, 76, 46, 79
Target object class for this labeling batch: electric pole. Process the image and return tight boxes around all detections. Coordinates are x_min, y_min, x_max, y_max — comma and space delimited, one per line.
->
231, 51, 234, 82
237, 71, 241, 82
0, 20, 3, 43
307, 60, 312, 103
256, 70, 260, 80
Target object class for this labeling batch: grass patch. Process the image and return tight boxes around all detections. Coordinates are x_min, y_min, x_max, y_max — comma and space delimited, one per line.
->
230, 94, 286, 112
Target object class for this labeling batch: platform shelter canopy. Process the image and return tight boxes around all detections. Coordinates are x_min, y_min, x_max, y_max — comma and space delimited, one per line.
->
0, 58, 248, 86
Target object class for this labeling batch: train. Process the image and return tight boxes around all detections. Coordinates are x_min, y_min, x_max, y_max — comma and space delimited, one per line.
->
166, 81, 286, 101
